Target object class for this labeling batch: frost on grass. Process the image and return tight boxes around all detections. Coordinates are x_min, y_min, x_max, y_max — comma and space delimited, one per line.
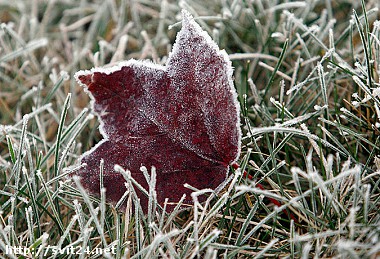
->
74, 10, 241, 211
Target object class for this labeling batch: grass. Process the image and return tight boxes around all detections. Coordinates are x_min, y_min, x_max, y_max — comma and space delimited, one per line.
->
0, 0, 379, 258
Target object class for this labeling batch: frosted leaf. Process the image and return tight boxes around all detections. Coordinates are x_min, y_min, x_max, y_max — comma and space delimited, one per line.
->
74, 10, 241, 211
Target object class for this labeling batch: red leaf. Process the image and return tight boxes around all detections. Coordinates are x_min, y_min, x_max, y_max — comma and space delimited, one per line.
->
74, 10, 241, 211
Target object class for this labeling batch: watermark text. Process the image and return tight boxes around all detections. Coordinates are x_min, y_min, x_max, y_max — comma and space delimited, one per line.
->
2, 244, 117, 256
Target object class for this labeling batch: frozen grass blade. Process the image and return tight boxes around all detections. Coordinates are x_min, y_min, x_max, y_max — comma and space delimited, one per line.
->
22, 166, 41, 236
235, 200, 259, 246
53, 215, 78, 259
6, 135, 16, 164
134, 198, 142, 259
73, 200, 85, 232
261, 39, 288, 105
25, 206, 34, 244
0, 37, 48, 63
36, 170, 65, 235
352, 75, 380, 107
39, 108, 90, 168
72, 176, 108, 247
198, 229, 220, 253
246, 126, 345, 156
43, 72, 70, 105
254, 238, 279, 259
53, 93, 71, 178
13, 115, 28, 191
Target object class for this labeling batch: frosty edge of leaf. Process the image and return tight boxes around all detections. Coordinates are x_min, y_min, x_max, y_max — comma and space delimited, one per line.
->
73, 10, 241, 211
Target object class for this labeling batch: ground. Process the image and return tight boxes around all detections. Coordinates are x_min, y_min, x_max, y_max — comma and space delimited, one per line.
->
0, 0, 379, 258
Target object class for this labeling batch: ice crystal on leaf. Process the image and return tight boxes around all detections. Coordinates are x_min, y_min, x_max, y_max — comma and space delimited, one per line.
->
74, 10, 241, 211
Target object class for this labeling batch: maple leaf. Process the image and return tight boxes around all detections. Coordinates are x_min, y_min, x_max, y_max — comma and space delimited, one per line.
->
74, 10, 241, 211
